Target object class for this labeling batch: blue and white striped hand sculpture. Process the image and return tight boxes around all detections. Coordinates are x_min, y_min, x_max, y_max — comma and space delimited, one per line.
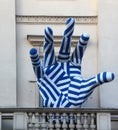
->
30, 18, 115, 108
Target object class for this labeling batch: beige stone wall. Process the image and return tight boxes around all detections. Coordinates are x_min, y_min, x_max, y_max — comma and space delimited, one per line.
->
16, 0, 97, 16
98, 0, 118, 108
0, 0, 16, 107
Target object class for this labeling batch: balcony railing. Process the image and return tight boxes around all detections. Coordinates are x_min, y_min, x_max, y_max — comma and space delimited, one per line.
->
0, 108, 118, 130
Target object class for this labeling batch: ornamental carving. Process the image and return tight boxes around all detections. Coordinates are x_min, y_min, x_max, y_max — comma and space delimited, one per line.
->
16, 15, 97, 24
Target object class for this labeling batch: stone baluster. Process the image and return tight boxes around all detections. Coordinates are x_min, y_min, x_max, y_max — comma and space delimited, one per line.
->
90, 113, 96, 130
55, 113, 61, 130
41, 113, 47, 130
62, 113, 67, 130
76, 113, 82, 130
27, 112, 34, 130
69, 113, 75, 130
34, 112, 40, 130
48, 113, 54, 130
83, 113, 89, 130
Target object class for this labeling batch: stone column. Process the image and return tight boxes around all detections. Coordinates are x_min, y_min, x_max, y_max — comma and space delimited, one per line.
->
98, 0, 118, 108
14, 112, 27, 130
0, 0, 16, 107
97, 113, 111, 130
0, 113, 1, 129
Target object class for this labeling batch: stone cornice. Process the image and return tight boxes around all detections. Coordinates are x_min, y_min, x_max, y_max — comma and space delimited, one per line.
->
27, 35, 80, 47
16, 15, 98, 24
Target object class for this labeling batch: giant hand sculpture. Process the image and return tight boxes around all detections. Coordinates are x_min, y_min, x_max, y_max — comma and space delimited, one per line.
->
29, 18, 115, 108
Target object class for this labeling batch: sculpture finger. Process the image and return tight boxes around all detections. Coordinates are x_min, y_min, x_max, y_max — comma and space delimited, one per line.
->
71, 33, 89, 65
58, 17, 75, 62
79, 72, 115, 101
96, 72, 115, 84
79, 72, 115, 103
43, 27, 56, 67
29, 48, 42, 79
68, 72, 114, 106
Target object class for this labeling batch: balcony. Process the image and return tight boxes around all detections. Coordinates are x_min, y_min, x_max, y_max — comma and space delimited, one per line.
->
0, 108, 118, 130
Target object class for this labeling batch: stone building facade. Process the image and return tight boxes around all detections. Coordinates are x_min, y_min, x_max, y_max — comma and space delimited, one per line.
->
0, 0, 118, 129
0, 0, 117, 108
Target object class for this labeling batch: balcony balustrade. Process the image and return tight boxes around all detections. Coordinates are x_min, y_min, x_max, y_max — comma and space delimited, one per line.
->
0, 108, 118, 130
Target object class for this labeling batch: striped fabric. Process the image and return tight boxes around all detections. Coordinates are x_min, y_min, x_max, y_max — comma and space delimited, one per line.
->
29, 17, 115, 108
43, 27, 56, 67
58, 18, 75, 62
30, 48, 42, 79
71, 33, 89, 65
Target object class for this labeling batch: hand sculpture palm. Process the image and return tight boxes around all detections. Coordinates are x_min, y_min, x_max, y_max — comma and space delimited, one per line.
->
30, 18, 114, 108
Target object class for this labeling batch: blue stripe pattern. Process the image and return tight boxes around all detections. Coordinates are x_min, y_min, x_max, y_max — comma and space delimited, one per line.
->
68, 77, 97, 105
97, 72, 115, 84
58, 18, 75, 61
29, 17, 115, 108
43, 27, 56, 67
71, 33, 89, 65
44, 62, 70, 97
29, 48, 42, 79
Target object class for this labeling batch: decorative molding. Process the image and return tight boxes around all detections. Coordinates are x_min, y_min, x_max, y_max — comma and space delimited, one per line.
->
27, 35, 80, 47
16, 15, 98, 24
